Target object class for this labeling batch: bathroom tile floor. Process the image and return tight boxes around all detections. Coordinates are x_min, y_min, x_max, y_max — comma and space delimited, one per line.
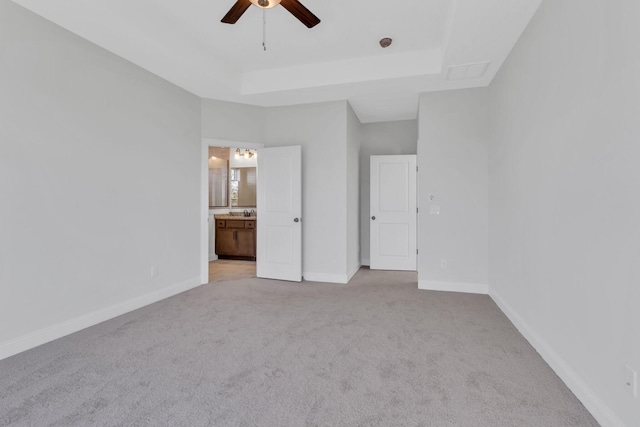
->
208, 259, 256, 283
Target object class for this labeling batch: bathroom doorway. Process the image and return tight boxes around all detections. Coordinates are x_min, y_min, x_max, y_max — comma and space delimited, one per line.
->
200, 139, 263, 284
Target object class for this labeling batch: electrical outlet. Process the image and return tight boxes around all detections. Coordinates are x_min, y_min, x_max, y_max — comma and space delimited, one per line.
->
150, 266, 158, 279
440, 259, 447, 269
625, 365, 638, 398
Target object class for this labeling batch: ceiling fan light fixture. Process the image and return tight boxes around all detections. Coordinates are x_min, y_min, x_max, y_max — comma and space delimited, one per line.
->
250, 0, 282, 9
221, 0, 320, 28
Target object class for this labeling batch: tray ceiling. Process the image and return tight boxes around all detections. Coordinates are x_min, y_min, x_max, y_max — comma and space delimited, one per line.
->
11, 0, 542, 122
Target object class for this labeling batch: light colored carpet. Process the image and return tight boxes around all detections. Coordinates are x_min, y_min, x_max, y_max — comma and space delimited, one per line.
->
0, 268, 598, 426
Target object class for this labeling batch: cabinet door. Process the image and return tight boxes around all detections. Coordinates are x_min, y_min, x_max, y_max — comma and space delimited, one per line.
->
215, 228, 236, 255
235, 229, 256, 257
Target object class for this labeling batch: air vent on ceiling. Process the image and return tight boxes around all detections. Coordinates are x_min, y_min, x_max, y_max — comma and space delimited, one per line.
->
447, 62, 490, 81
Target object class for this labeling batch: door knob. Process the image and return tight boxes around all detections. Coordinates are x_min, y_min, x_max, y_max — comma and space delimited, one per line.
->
371, 216, 376, 220
294, 218, 300, 223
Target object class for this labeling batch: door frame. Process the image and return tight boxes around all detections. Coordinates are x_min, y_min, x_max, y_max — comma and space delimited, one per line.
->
200, 138, 264, 284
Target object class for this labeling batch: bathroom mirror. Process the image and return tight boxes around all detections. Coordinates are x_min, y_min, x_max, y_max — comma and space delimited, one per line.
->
231, 167, 256, 207
208, 147, 229, 208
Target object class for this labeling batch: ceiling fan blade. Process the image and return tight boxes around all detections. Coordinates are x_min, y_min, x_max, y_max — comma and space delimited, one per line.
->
221, 0, 252, 24
280, 0, 321, 28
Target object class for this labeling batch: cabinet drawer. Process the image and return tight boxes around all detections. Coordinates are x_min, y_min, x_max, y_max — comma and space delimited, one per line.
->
226, 220, 245, 229
216, 220, 226, 228
245, 221, 255, 229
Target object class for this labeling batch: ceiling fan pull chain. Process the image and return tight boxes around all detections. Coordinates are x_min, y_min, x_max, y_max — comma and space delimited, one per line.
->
263, 8, 267, 51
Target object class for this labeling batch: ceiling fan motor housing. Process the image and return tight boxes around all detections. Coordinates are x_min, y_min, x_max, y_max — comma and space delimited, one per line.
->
222, 0, 321, 28
250, 0, 281, 9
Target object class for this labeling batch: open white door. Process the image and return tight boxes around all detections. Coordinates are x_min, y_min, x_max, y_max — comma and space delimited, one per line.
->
370, 155, 417, 271
257, 146, 302, 282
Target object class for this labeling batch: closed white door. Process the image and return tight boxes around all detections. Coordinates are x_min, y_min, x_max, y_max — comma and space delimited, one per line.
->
370, 155, 417, 271
257, 146, 302, 282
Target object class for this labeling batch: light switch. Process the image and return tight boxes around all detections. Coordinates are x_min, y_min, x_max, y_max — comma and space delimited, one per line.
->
430, 206, 440, 215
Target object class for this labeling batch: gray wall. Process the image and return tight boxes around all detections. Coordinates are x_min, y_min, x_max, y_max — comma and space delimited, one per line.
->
202, 99, 362, 283
488, 0, 640, 425
201, 99, 264, 143
417, 91, 489, 291
0, 2, 201, 356
264, 101, 352, 283
359, 120, 417, 265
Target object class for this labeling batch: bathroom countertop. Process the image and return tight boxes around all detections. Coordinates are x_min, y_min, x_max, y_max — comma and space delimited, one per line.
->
214, 214, 257, 220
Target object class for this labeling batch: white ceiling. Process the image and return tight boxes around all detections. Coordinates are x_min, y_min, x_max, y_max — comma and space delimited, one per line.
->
12, 0, 541, 123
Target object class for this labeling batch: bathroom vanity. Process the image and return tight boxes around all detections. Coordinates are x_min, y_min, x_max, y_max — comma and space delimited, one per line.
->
214, 214, 256, 260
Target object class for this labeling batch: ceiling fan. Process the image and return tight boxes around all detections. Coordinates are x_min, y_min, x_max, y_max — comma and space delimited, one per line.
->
221, 0, 321, 29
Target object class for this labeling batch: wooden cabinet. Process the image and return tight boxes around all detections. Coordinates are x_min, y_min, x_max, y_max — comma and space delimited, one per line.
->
215, 219, 256, 260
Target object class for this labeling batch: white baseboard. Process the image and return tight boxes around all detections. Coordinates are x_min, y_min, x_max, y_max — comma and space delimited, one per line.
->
303, 272, 348, 284
303, 265, 362, 285
489, 289, 625, 427
0, 276, 202, 361
418, 280, 488, 294
361, 258, 370, 267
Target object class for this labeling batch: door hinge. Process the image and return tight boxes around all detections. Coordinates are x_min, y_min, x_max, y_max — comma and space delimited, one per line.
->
416, 249, 419, 255
416, 166, 419, 172
416, 207, 419, 213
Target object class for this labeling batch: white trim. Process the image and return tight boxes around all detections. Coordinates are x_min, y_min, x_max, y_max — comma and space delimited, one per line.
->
0, 276, 201, 361
489, 288, 625, 427
200, 140, 209, 284
304, 272, 349, 284
202, 138, 263, 150
361, 258, 370, 266
418, 280, 488, 294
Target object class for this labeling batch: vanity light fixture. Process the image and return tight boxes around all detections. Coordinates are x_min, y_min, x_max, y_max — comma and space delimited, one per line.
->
234, 148, 256, 159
